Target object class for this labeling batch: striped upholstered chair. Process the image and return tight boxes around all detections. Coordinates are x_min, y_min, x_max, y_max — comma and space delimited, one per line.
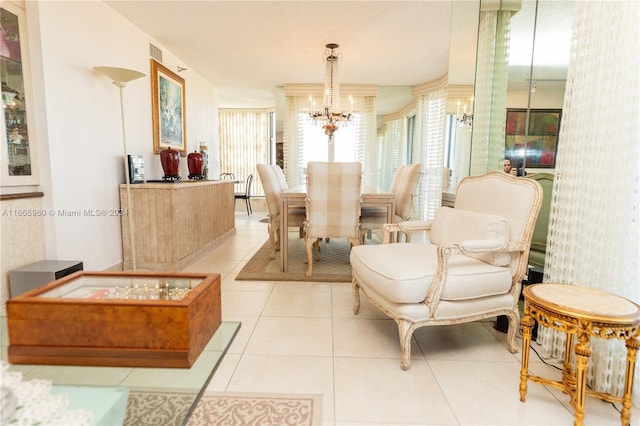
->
304, 162, 362, 277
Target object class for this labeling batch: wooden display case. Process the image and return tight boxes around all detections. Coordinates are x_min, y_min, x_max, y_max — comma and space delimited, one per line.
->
6, 271, 221, 368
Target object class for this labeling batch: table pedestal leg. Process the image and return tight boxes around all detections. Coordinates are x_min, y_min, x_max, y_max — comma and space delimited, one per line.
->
563, 331, 576, 392
519, 314, 535, 402
572, 332, 591, 426
622, 338, 639, 426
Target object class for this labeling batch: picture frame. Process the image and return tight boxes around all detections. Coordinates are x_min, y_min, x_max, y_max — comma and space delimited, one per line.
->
151, 59, 187, 154
505, 108, 562, 168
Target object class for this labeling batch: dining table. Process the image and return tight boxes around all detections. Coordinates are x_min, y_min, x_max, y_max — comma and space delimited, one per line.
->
280, 188, 395, 272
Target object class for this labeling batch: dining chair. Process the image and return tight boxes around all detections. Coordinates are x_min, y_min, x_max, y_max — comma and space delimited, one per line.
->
350, 172, 543, 369
220, 172, 236, 180
234, 174, 253, 215
304, 162, 362, 277
359, 163, 421, 243
257, 164, 305, 258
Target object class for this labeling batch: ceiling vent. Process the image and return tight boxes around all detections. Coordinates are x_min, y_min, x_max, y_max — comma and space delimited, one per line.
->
149, 43, 162, 63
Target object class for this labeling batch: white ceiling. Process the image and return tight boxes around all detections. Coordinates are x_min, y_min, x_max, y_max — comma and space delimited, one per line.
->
105, 1, 481, 116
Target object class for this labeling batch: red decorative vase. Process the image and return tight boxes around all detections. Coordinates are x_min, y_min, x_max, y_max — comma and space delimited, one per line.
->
187, 150, 204, 179
160, 147, 180, 180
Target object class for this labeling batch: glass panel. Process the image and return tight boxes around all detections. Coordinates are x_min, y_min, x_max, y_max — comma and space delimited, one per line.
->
474, 0, 572, 176
37, 275, 204, 300
1, 7, 31, 176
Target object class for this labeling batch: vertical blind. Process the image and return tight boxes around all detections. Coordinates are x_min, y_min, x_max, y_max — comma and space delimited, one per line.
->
413, 85, 447, 220
471, 6, 513, 175
376, 118, 406, 191
218, 110, 271, 197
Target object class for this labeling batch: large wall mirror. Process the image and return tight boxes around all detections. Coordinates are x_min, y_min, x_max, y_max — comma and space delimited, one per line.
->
445, 0, 479, 192
451, 0, 573, 192
505, 0, 571, 173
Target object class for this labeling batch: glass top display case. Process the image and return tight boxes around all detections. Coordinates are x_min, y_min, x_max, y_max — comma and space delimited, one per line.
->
7, 271, 222, 369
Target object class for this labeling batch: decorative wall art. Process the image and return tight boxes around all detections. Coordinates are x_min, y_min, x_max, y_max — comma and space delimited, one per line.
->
505, 109, 562, 168
151, 59, 186, 154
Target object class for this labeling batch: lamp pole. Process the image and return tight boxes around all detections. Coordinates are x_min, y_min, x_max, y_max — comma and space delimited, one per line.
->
94, 67, 145, 271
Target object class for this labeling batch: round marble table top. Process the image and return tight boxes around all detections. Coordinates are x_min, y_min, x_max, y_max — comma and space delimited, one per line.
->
524, 283, 640, 325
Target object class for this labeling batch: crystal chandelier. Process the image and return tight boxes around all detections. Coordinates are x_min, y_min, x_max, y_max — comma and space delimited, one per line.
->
308, 43, 353, 137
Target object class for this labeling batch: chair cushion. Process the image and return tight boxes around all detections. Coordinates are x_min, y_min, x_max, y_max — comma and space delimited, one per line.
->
350, 243, 513, 304
430, 207, 510, 267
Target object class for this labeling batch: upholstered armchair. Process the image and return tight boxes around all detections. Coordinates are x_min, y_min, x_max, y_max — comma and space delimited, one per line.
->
350, 172, 542, 369
304, 162, 362, 277
359, 163, 421, 243
257, 164, 305, 258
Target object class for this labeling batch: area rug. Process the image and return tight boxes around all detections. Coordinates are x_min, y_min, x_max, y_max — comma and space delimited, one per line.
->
124, 390, 323, 426
236, 232, 377, 282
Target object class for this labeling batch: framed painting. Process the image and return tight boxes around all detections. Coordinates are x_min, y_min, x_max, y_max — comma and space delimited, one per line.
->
151, 59, 187, 154
505, 109, 561, 168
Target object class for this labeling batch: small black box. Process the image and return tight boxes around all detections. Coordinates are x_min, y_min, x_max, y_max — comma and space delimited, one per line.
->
9, 260, 83, 298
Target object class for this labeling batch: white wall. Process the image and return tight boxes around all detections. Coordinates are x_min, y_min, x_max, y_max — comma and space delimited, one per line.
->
26, 1, 219, 270
507, 87, 565, 109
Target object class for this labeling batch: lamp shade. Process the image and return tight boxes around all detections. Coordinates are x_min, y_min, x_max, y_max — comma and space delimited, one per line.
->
94, 66, 145, 85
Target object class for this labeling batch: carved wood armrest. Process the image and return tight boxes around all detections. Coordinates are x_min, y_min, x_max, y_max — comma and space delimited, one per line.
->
423, 244, 460, 306
382, 223, 401, 243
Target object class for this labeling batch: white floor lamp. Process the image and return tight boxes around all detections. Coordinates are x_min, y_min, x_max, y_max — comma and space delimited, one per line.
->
94, 66, 145, 271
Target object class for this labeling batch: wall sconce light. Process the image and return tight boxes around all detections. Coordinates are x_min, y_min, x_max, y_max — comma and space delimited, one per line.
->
456, 97, 474, 128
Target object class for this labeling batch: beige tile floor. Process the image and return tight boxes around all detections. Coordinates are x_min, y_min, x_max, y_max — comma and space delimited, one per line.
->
184, 211, 638, 426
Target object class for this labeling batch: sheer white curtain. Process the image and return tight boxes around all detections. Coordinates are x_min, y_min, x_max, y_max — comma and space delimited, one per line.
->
283, 96, 306, 187
376, 118, 405, 191
538, 0, 640, 404
413, 79, 447, 220
471, 4, 514, 175
450, 126, 471, 190
356, 96, 378, 189
218, 109, 271, 196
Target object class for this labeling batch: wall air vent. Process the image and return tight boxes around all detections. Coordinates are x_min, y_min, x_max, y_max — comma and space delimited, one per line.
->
149, 43, 163, 62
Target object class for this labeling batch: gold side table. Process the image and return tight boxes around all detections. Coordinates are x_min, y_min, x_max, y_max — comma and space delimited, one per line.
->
520, 283, 640, 426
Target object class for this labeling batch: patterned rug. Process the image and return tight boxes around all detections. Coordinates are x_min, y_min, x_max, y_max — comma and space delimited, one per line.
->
124, 391, 322, 426
236, 232, 381, 282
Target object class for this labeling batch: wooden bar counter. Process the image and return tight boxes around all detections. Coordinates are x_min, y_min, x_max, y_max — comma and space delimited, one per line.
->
119, 180, 235, 271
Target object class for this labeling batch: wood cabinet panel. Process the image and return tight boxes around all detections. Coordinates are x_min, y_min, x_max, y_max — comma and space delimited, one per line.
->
119, 181, 235, 271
